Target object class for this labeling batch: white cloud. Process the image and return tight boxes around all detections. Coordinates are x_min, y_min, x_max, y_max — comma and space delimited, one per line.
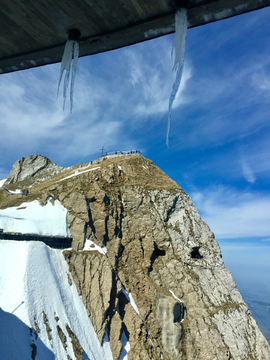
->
118, 44, 193, 118
240, 156, 256, 183
191, 186, 270, 238
0, 34, 195, 170
253, 72, 270, 92
0, 59, 138, 165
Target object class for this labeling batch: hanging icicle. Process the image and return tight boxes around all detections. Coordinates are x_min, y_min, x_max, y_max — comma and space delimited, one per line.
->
167, 8, 188, 147
57, 29, 81, 114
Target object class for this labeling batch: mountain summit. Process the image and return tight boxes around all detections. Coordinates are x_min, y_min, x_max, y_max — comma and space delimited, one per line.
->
5, 154, 64, 185
0, 153, 269, 360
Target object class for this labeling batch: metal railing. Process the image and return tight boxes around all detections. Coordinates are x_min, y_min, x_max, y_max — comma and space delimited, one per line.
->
101, 150, 141, 157
0, 232, 72, 249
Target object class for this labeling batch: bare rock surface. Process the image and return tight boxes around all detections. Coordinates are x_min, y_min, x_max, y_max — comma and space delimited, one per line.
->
5, 155, 64, 185
54, 155, 270, 360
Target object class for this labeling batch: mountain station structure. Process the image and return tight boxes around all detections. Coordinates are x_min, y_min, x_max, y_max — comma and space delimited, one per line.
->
1, 0, 270, 74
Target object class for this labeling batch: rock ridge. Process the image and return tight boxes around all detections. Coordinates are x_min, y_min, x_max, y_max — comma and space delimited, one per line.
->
52, 155, 270, 360
2, 153, 270, 360
5, 154, 64, 185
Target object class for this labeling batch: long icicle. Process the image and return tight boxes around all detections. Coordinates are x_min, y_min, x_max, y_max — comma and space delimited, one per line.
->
70, 41, 79, 114
58, 39, 79, 113
57, 40, 73, 99
167, 8, 188, 147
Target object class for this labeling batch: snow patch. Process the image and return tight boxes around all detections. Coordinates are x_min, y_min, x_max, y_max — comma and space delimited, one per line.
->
169, 289, 183, 303
0, 178, 7, 188
122, 287, 141, 317
59, 167, 100, 182
6, 189, 22, 194
119, 331, 130, 360
0, 200, 70, 236
83, 239, 107, 255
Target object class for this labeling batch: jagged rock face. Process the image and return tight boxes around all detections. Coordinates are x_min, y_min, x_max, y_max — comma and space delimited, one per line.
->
2, 154, 269, 360
5, 155, 64, 185
48, 155, 269, 360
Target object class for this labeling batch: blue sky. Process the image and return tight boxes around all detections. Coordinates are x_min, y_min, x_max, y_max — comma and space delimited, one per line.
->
0, 6, 269, 338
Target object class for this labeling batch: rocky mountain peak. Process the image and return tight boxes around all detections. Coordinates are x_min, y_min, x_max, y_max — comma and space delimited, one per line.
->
5, 154, 64, 185
0, 153, 269, 360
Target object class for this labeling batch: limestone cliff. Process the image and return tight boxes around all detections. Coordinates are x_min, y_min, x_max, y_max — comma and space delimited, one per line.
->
5, 154, 64, 185
1, 154, 269, 360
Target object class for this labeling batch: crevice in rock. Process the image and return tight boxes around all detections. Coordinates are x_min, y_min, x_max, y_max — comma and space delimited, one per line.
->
104, 194, 110, 205
30, 156, 49, 178
16, 158, 24, 183
118, 243, 125, 259
118, 291, 130, 320
139, 237, 145, 259
115, 226, 122, 239
117, 193, 124, 239
86, 199, 96, 235
103, 215, 109, 247
104, 274, 118, 339
190, 246, 203, 259
164, 196, 179, 222
148, 243, 166, 274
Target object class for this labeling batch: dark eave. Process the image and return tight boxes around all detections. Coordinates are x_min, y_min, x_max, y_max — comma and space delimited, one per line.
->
1, 0, 270, 74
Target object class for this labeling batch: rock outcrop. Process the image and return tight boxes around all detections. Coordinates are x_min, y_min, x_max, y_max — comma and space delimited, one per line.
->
52, 154, 269, 360
1, 153, 270, 360
5, 154, 64, 185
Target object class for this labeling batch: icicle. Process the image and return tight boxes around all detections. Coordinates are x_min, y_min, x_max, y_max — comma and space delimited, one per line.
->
70, 41, 79, 113
58, 29, 81, 114
167, 8, 188, 147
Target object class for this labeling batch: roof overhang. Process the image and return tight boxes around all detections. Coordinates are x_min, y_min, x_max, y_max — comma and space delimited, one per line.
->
1, 0, 270, 74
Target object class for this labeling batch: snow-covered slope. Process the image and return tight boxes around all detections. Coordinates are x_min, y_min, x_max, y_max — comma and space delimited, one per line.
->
0, 240, 113, 360
0, 199, 70, 236
0, 178, 7, 188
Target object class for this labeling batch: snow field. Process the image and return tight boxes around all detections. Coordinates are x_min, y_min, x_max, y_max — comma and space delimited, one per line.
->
0, 199, 70, 237
0, 240, 113, 360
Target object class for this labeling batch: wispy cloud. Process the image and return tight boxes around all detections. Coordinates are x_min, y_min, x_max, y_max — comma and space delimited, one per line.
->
239, 156, 256, 183
0, 35, 194, 172
0, 55, 141, 166
191, 186, 270, 238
